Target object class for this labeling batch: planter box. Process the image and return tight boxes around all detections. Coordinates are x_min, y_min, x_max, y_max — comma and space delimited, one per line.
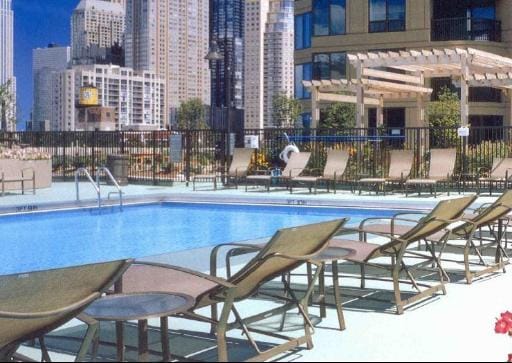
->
0, 159, 52, 191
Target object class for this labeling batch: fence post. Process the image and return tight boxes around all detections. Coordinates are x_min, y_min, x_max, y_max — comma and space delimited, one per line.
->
416, 129, 421, 178
62, 132, 67, 180
152, 131, 157, 186
185, 130, 191, 186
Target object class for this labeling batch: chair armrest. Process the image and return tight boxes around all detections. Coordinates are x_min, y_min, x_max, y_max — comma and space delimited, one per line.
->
133, 261, 235, 288
209, 242, 264, 277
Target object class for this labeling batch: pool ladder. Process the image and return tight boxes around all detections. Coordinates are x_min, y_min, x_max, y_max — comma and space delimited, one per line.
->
75, 167, 123, 210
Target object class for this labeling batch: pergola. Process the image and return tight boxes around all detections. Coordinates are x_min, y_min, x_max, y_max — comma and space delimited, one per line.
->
304, 48, 512, 129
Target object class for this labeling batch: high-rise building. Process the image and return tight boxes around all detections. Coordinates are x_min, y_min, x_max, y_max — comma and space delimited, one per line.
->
71, 0, 126, 66
52, 64, 165, 131
125, 0, 210, 127
244, 0, 270, 129
295, 0, 512, 128
264, 0, 295, 128
210, 0, 245, 128
0, 0, 15, 131
32, 45, 71, 131
244, 0, 295, 129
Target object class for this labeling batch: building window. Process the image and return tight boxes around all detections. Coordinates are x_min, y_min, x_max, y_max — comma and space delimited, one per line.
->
313, 52, 347, 80
295, 63, 312, 99
369, 0, 405, 33
431, 77, 502, 103
313, 0, 346, 36
295, 12, 312, 49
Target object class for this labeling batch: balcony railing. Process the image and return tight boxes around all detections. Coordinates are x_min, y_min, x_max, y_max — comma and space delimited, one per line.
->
431, 17, 501, 42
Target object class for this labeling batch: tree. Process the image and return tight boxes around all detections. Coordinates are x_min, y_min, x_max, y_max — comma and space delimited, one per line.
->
272, 93, 302, 128
428, 87, 460, 147
319, 103, 356, 130
177, 98, 208, 129
428, 87, 460, 128
0, 80, 15, 131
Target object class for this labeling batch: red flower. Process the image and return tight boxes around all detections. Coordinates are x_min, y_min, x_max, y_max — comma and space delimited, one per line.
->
507, 353, 512, 363
502, 312, 512, 325
495, 319, 511, 334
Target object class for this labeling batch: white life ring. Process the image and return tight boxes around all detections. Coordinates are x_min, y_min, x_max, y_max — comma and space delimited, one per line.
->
280, 144, 300, 163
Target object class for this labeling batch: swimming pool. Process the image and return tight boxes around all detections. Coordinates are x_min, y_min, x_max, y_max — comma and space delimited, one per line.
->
0, 202, 401, 275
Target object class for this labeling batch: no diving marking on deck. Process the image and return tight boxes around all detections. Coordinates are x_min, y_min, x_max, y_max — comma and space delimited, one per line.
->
287, 200, 307, 206
15, 205, 39, 212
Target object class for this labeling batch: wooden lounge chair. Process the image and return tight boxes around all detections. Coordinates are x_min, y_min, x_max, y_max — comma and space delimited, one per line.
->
290, 149, 349, 194
118, 219, 347, 362
245, 152, 311, 192
193, 148, 255, 191
0, 260, 132, 362
358, 150, 414, 195
477, 158, 512, 195
405, 148, 457, 197
328, 196, 476, 315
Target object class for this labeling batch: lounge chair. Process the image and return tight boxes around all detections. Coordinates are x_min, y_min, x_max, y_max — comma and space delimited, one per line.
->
193, 148, 255, 191
477, 158, 512, 195
245, 152, 311, 192
118, 219, 347, 362
218, 196, 475, 327
358, 150, 414, 195
324, 196, 476, 316
405, 148, 457, 197
359, 191, 512, 284
290, 149, 350, 194
0, 260, 132, 362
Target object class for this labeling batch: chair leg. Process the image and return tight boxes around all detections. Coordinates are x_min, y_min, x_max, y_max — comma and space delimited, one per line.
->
76, 319, 99, 362
39, 337, 51, 362
217, 297, 235, 362
392, 261, 404, 315
331, 261, 346, 331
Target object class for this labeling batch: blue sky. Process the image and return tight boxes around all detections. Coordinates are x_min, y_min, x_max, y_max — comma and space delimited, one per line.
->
13, 0, 76, 127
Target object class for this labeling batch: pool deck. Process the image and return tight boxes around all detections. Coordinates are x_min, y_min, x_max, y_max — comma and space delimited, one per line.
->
7, 182, 512, 362
0, 181, 497, 214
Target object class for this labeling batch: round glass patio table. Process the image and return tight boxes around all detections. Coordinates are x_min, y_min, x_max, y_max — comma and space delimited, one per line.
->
83, 292, 195, 362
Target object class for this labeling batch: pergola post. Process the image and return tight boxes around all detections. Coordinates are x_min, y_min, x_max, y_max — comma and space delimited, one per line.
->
355, 62, 365, 128
377, 95, 384, 127
311, 85, 320, 129
460, 55, 470, 127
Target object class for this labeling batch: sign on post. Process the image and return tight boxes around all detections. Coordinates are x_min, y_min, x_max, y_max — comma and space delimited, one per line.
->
458, 127, 470, 137
169, 134, 183, 163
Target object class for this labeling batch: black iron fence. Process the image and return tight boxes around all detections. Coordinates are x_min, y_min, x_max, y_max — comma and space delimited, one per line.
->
1, 127, 512, 187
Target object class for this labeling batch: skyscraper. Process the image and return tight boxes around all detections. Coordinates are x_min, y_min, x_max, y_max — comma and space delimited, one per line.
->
264, 0, 294, 127
210, 0, 245, 129
0, 0, 15, 131
244, 0, 270, 130
244, 0, 294, 129
71, 0, 126, 66
125, 0, 210, 127
32, 45, 71, 131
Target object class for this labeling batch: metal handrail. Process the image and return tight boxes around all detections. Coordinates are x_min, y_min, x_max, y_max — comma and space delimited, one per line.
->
75, 168, 101, 209
96, 167, 123, 210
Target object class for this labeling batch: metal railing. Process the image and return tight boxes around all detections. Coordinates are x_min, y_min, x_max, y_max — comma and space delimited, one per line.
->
431, 17, 501, 42
75, 168, 101, 209
97, 167, 123, 210
4, 126, 512, 190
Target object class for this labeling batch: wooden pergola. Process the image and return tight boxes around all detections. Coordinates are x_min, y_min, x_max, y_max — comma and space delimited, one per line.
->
304, 48, 512, 129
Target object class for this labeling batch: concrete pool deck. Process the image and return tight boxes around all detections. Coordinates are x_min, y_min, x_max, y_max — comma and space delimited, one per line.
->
0, 181, 499, 214
5, 181, 511, 361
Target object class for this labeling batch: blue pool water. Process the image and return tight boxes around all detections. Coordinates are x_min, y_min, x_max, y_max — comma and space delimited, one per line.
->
0, 203, 400, 275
